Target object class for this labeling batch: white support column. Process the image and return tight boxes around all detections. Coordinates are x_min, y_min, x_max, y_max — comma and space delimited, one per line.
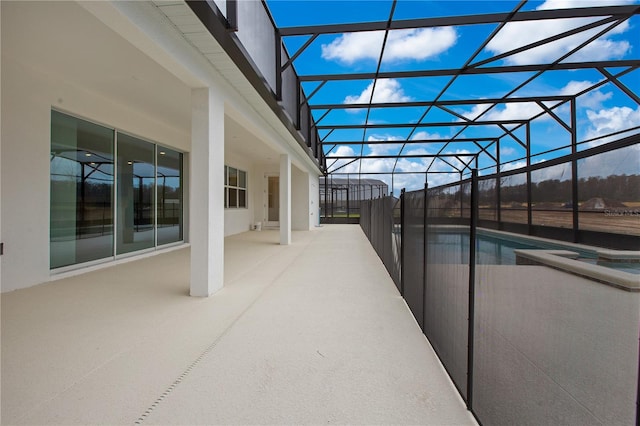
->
279, 153, 291, 245
190, 87, 225, 297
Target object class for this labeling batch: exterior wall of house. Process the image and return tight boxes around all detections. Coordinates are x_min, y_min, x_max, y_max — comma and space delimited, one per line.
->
253, 163, 280, 227
0, 1, 321, 293
1, 2, 191, 292
309, 174, 321, 229
292, 167, 310, 231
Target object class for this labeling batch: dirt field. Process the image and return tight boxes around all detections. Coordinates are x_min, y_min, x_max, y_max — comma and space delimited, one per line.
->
488, 207, 640, 236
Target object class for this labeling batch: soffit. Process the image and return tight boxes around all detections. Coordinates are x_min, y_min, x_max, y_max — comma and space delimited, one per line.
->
151, 1, 317, 171
3, 1, 192, 134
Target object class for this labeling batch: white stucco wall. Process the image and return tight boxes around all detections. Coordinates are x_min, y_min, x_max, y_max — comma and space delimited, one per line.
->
1, 1, 322, 292
291, 167, 310, 231
309, 173, 320, 229
249, 163, 319, 232
0, 65, 190, 291
1, 2, 190, 292
254, 164, 280, 226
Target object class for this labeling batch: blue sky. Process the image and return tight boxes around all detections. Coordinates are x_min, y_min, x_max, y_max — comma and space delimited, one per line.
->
266, 0, 640, 193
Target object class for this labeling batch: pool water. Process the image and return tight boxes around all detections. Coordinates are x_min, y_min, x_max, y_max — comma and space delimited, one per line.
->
584, 260, 640, 275
426, 228, 639, 274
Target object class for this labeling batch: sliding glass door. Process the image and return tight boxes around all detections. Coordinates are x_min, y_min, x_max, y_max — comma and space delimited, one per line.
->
50, 110, 184, 269
50, 110, 114, 268
116, 134, 155, 255
157, 147, 183, 245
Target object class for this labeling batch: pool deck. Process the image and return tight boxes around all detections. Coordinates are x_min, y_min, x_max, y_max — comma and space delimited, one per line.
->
1, 225, 476, 425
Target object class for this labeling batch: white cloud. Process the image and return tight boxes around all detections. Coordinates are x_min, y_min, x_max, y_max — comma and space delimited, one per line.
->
501, 161, 529, 175
585, 105, 640, 144
560, 80, 592, 95
405, 147, 431, 156
558, 80, 613, 110
485, 0, 634, 65
327, 145, 471, 193
359, 157, 401, 175
566, 38, 631, 62
334, 146, 356, 157
361, 170, 434, 195
536, 0, 636, 11
445, 149, 476, 170
344, 79, 411, 104
489, 103, 545, 121
367, 134, 402, 142
383, 28, 457, 62
500, 146, 517, 156
460, 79, 615, 122
426, 172, 460, 188
322, 32, 383, 64
578, 143, 640, 178
460, 103, 491, 120
462, 102, 544, 121
366, 134, 404, 156
578, 90, 613, 110
411, 131, 442, 140
327, 146, 359, 173
321, 27, 457, 64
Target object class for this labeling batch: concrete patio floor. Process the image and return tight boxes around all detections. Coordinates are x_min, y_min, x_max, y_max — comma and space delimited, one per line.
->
1, 225, 476, 425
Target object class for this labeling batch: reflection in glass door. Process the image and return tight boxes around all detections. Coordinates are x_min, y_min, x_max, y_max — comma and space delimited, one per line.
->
116, 133, 155, 255
266, 175, 279, 226
50, 110, 184, 269
157, 147, 183, 245
50, 110, 114, 268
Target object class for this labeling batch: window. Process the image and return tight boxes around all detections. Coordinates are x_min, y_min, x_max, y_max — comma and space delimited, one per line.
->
225, 165, 247, 208
51, 110, 115, 268
157, 147, 183, 245
116, 133, 155, 255
50, 110, 184, 269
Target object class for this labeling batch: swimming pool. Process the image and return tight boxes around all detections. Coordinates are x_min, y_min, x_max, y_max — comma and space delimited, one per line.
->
426, 226, 640, 274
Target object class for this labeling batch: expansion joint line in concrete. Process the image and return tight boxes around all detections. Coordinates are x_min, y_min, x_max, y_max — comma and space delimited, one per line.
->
133, 325, 231, 425
133, 234, 319, 424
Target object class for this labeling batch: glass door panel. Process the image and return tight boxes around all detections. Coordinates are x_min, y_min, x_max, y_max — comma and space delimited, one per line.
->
50, 110, 114, 268
116, 134, 155, 255
267, 175, 279, 224
157, 147, 183, 245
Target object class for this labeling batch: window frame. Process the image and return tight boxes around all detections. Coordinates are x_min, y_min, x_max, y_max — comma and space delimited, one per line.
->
225, 165, 248, 209
50, 109, 185, 272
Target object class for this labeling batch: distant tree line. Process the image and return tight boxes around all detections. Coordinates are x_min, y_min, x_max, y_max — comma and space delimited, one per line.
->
499, 174, 639, 204
51, 180, 181, 203
429, 174, 640, 208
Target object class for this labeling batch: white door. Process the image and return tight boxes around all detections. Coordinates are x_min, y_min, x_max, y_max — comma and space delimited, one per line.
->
265, 175, 279, 227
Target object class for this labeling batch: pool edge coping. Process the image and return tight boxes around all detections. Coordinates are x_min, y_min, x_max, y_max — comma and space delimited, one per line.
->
514, 249, 640, 292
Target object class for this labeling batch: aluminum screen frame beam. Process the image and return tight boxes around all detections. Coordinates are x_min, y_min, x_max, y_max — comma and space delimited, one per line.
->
279, 5, 640, 36
270, 1, 640, 184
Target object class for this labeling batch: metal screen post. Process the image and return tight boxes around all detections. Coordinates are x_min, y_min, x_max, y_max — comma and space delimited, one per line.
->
526, 123, 532, 235
467, 169, 478, 410
324, 176, 329, 222
459, 171, 464, 218
637, 336, 640, 426
346, 177, 350, 219
226, 0, 238, 31
570, 98, 579, 243
368, 199, 372, 240
331, 188, 334, 218
275, 31, 282, 101
496, 139, 502, 226
400, 188, 405, 297
422, 180, 428, 332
